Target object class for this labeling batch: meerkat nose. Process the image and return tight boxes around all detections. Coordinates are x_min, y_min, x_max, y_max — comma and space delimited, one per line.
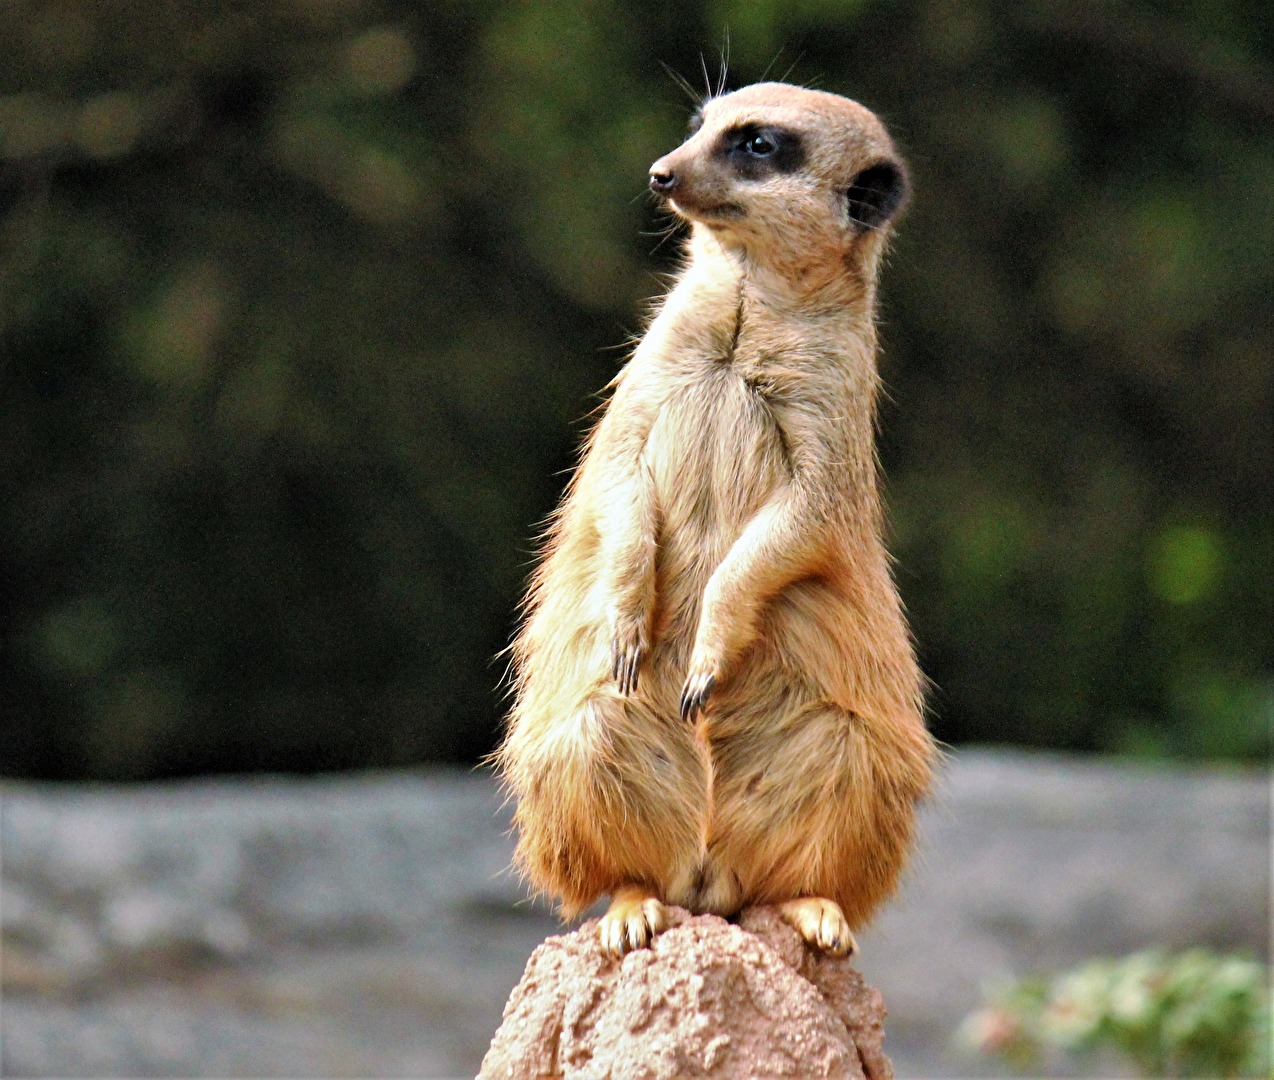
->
649, 168, 677, 195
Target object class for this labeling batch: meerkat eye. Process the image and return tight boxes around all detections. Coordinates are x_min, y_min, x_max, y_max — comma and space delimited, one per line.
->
724, 126, 804, 176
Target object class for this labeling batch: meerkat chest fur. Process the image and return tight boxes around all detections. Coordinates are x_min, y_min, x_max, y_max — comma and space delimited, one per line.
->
629, 235, 882, 595
640, 272, 784, 552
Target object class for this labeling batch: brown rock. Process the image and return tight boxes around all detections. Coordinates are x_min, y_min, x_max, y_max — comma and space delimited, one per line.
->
479, 906, 892, 1080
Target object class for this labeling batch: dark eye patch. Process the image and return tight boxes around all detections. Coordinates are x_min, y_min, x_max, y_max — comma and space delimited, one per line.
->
721, 124, 805, 179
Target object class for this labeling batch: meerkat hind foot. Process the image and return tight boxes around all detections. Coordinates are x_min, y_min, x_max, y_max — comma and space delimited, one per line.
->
778, 897, 857, 958
599, 886, 669, 958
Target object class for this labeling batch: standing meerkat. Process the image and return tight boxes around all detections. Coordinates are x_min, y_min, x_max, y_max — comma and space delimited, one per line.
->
497, 82, 936, 959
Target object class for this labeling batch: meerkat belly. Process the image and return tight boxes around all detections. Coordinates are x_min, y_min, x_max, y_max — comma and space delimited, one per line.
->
644, 370, 787, 639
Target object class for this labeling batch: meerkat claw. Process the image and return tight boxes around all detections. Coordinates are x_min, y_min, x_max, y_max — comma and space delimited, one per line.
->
778, 897, 857, 958
610, 627, 645, 696
624, 646, 642, 694
610, 642, 641, 695
679, 672, 715, 721
599, 889, 667, 958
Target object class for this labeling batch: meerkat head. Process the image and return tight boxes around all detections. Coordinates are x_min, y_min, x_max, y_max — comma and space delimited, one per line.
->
649, 83, 908, 281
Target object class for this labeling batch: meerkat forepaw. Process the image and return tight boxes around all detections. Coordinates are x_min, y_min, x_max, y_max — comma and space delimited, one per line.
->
599, 888, 668, 958
609, 619, 648, 696
610, 638, 644, 696
778, 897, 857, 958
679, 666, 717, 722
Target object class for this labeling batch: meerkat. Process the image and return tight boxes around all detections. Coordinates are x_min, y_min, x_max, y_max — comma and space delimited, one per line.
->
496, 82, 936, 959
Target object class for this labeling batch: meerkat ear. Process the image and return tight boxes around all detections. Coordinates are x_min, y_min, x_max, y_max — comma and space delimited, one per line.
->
846, 161, 909, 231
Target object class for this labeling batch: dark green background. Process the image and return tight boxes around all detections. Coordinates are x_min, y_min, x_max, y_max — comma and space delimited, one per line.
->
2, 0, 1269, 779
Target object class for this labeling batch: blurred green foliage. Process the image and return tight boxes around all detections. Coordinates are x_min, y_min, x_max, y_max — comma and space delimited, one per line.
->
961, 949, 1272, 1078
1, 0, 1270, 778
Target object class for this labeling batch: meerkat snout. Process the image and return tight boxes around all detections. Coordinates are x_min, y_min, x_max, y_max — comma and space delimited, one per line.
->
648, 167, 676, 195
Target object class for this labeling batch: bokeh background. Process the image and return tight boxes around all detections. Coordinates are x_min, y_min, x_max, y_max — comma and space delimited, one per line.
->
2, 0, 1270, 781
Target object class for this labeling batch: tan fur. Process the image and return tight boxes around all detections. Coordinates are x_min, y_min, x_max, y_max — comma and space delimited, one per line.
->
496, 83, 936, 952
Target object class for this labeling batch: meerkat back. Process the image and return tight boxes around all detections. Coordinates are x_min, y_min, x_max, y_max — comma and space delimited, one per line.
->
497, 82, 936, 959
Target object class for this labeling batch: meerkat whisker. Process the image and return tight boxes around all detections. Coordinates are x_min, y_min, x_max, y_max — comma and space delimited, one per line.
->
717, 31, 731, 99
660, 60, 706, 108
699, 51, 713, 101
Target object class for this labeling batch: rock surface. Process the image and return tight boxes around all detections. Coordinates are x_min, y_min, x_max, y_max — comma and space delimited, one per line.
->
481, 906, 892, 1080
1, 749, 1267, 1077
